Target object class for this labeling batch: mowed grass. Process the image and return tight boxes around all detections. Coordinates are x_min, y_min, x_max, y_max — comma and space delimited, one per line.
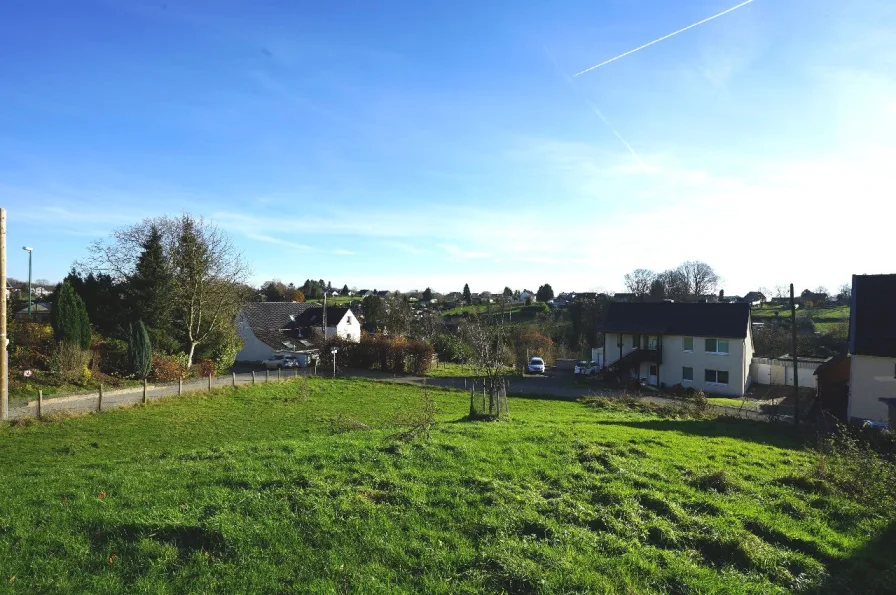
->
751, 305, 850, 321
706, 397, 764, 411
0, 378, 893, 593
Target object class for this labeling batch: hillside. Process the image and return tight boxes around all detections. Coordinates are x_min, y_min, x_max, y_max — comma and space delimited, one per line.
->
0, 378, 892, 593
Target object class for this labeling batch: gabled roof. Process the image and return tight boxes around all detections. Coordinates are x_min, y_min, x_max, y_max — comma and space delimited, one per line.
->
288, 306, 351, 329
849, 274, 896, 358
239, 302, 317, 349
599, 302, 750, 338
742, 291, 765, 302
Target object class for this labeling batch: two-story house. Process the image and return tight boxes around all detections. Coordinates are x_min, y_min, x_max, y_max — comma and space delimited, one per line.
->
599, 302, 754, 397
235, 303, 360, 362
847, 274, 896, 425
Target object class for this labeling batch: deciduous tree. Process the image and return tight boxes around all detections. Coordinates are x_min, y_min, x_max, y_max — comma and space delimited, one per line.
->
623, 269, 655, 298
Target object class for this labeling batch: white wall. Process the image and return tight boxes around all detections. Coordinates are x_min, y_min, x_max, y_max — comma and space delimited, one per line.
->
659, 335, 749, 397
603, 333, 638, 366
334, 309, 360, 343
849, 355, 896, 423
235, 313, 276, 362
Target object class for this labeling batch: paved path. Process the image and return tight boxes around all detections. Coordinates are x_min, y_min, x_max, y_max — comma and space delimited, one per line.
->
8, 367, 780, 423
8, 369, 313, 420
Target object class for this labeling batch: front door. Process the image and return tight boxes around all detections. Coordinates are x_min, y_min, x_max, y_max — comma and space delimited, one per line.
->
648, 364, 658, 386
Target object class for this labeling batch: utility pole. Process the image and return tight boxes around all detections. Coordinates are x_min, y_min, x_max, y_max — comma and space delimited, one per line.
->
322, 291, 327, 340
22, 246, 32, 317
0, 208, 7, 421
790, 283, 799, 426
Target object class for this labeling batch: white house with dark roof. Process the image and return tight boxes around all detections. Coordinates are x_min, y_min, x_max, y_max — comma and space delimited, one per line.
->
235, 303, 359, 362
847, 274, 896, 425
600, 302, 754, 396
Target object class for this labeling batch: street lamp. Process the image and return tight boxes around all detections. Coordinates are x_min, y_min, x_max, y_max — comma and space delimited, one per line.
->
330, 346, 338, 377
22, 247, 32, 318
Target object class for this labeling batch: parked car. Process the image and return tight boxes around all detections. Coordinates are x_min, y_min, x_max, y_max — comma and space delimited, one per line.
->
574, 361, 600, 376
264, 353, 294, 369
282, 356, 299, 368
528, 357, 546, 374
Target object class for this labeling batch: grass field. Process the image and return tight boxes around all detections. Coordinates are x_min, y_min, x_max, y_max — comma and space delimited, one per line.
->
751, 305, 850, 321
0, 378, 893, 593
427, 362, 517, 378
706, 397, 763, 411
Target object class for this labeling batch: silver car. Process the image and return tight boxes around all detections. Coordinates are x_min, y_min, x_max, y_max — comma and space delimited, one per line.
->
528, 357, 546, 374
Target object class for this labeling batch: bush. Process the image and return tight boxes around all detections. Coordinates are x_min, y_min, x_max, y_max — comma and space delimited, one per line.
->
9, 321, 55, 371
151, 354, 187, 382
197, 359, 216, 377
50, 341, 92, 385
197, 325, 244, 373
96, 338, 129, 375
813, 426, 896, 509
432, 333, 473, 364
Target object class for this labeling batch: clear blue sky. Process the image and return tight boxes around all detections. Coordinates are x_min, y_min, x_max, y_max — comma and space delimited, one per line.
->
1, 0, 894, 295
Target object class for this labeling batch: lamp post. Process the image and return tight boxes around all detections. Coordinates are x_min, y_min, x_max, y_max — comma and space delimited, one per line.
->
22, 247, 32, 318
330, 346, 338, 377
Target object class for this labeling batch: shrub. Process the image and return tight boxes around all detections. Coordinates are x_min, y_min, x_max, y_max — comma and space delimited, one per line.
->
812, 426, 896, 509
50, 341, 92, 384
432, 333, 473, 363
128, 320, 153, 379
9, 321, 55, 370
97, 338, 129, 375
151, 354, 187, 382
197, 359, 216, 377
50, 281, 92, 350
197, 324, 244, 373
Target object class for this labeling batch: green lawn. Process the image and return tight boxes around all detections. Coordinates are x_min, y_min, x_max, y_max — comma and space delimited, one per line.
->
706, 397, 763, 411
751, 305, 850, 320
426, 362, 518, 378
304, 295, 357, 306
0, 378, 893, 593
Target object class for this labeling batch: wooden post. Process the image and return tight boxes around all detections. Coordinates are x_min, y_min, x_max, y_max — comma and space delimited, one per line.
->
251, 371, 256, 385
178, 378, 182, 396
278, 368, 281, 382
37, 390, 42, 419
232, 372, 236, 387
265, 369, 269, 383
97, 383, 103, 412
142, 378, 147, 404
791, 283, 800, 426
208, 374, 212, 391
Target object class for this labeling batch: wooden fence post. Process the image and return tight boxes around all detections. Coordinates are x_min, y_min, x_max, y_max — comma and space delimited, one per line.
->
208, 374, 212, 391
37, 390, 42, 419
265, 369, 269, 383
232, 372, 236, 388
278, 368, 281, 382
251, 371, 256, 385
97, 384, 103, 412
143, 378, 147, 404
178, 378, 182, 396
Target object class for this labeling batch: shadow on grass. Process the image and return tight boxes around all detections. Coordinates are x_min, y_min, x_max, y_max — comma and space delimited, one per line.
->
596, 418, 804, 450
817, 519, 896, 593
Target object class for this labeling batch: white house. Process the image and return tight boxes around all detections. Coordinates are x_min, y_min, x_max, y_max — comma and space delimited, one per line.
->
235, 303, 360, 362
847, 274, 896, 426
519, 290, 536, 303
600, 302, 754, 397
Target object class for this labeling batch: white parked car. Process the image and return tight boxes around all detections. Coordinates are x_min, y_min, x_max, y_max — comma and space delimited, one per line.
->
528, 357, 546, 374
264, 353, 296, 369
574, 361, 600, 376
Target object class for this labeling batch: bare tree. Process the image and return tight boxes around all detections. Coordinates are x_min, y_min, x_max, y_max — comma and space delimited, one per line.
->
837, 283, 851, 303
85, 214, 251, 364
658, 268, 690, 301
382, 293, 413, 337
774, 285, 788, 300
623, 269, 656, 298
171, 215, 251, 363
459, 315, 511, 418
679, 261, 720, 297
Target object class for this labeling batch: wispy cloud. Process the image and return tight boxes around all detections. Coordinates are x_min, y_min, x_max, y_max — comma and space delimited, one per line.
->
573, 0, 757, 77
440, 244, 491, 260
244, 233, 315, 251
332, 249, 355, 256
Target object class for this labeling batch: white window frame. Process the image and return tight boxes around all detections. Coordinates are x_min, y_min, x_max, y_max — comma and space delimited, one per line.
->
704, 338, 730, 355
704, 369, 729, 385
682, 366, 694, 382
683, 337, 694, 352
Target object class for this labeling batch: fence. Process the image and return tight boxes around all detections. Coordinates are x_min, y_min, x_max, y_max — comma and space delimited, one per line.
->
10, 367, 316, 421
750, 357, 819, 389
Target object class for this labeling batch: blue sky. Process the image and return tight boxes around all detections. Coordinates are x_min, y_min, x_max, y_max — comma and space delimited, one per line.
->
1, 0, 894, 295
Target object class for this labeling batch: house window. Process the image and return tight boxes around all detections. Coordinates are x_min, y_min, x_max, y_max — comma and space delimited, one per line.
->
704, 369, 729, 385
683, 337, 694, 352
704, 338, 729, 354
633, 334, 639, 348
683, 367, 694, 381
346, 316, 352, 325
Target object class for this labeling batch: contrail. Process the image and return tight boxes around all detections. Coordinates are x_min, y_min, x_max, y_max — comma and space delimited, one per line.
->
584, 99, 653, 172
542, 43, 653, 173
573, 0, 756, 77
